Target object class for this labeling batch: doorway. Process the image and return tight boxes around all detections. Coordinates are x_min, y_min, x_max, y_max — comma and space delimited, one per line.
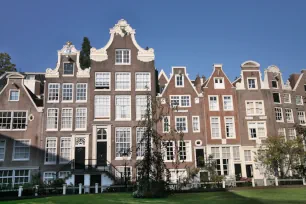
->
97, 128, 108, 166
75, 147, 85, 169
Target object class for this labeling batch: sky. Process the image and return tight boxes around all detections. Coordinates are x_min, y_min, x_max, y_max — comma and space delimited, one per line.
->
1, 0, 306, 81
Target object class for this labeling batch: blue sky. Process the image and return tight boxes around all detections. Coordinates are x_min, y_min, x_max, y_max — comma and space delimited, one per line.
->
1, 0, 306, 81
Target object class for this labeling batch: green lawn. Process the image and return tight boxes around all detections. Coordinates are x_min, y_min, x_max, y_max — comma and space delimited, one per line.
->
2, 188, 306, 204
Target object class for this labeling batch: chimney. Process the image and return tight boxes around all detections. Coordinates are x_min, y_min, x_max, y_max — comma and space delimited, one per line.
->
194, 75, 202, 93
24, 75, 41, 97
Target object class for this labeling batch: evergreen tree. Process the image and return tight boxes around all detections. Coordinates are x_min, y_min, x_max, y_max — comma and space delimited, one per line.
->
0, 53, 17, 74
80, 37, 91, 69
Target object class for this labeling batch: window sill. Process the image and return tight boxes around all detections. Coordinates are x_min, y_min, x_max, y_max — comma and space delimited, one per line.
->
62, 75, 74, 77
44, 163, 57, 165
209, 109, 220, 111
211, 137, 222, 140
226, 137, 236, 139
75, 129, 87, 131
0, 129, 27, 131
75, 100, 87, 103
115, 119, 131, 121
115, 63, 131, 66
276, 120, 284, 123
13, 159, 30, 161
62, 101, 73, 103
8, 100, 19, 102
115, 89, 131, 91
115, 157, 131, 160
61, 129, 73, 132
135, 89, 151, 91
193, 131, 200, 133
223, 109, 234, 111
94, 118, 110, 121
47, 101, 59, 103
46, 129, 58, 132
94, 89, 111, 92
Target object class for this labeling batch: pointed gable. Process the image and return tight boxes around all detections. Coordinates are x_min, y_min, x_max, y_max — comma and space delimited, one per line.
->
204, 64, 234, 89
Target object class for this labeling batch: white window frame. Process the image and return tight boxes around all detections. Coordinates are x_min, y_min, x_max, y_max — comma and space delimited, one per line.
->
245, 100, 265, 116
273, 92, 281, 104
63, 62, 74, 76
298, 111, 306, 125
62, 83, 73, 102
135, 72, 151, 91
47, 83, 60, 103
115, 49, 131, 65
283, 93, 291, 104
170, 95, 191, 107
214, 77, 225, 89
192, 116, 200, 133
136, 95, 147, 120
95, 95, 111, 120
8, 89, 20, 101
175, 74, 184, 87
244, 150, 252, 162
0, 111, 28, 131
222, 95, 233, 111
208, 95, 219, 111
75, 108, 87, 131
43, 172, 56, 183
46, 108, 59, 131
288, 128, 296, 140
175, 116, 188, 133
76, 83, 87, 102
178, 140, 192, 162
95, 72, 111, 90
115, 127, 132, 160
247, 121, 267, 140
115, 72, 131, 91
278, 128, 286, 137
162, 116, 170, 133
164, 141, 175, 162
271, 80, 278, 89
59, 137, 71, 164
45, 137, 57, 165
136, 127, 147, 159
224, 116, 236, 138
61, 108, 73, 131
275, 107, 284, 122
296, 95, 303, 105
0, 140, 5, 161
285, 108, 294, 123
12, 139, 31, 161
115, 95, 131, 121
210, 117, 221, 139
247, 77, 257, 90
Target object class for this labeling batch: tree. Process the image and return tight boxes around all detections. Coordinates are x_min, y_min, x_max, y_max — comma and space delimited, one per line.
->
79, 37, 91, 69
0, 53, 17, 74
255, 135, 305, 178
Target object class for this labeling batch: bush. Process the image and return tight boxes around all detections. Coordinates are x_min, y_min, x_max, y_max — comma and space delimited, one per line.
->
133, 180, 168, 198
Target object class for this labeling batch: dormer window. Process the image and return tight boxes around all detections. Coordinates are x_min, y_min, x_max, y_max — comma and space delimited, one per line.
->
214, 77, 224, 89
247, 78, 257, 89
63, 63, 74, 75
9, 90, 19, 101
272, 80, 278, 88
175, 74, 184, 87
115, 49, 130, 65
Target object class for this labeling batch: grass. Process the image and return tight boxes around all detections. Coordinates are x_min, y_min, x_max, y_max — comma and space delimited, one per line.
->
2, 187, 306, 204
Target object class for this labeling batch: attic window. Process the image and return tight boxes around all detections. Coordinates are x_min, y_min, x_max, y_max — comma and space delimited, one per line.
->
9, 90, 19, 101
63, 63, 74, 75
214, 77, 224, 89
115, 49, 130, 65
272, 80, 278, 88
175, 74, 184, 87
273, 93, 281, 104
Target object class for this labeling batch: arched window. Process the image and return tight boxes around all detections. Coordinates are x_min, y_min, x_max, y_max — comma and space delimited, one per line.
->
97, 128, 107, 140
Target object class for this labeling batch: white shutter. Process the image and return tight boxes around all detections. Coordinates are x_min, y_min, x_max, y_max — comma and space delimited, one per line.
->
186, 141, 192, 161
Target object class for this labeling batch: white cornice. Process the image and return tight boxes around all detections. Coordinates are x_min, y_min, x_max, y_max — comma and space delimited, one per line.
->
158, 69, 169, 82
90, 19, 155, 62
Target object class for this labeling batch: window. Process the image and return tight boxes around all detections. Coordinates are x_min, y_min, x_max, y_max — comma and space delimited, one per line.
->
275, 107, 283, 122
115, 49, 130, 65
62, 84, 73, 102
271, 80, 278, 88
0, 140, 5, 160
225, 117, 235, 138
245, 101, 264, 115
283, 93, 291, 103
288, 128, 296, 140
296, 95, 303, 105
214, 77, 225, 89
247, 78, 257, 89
233, 146, 240, 161
222, 147, 230, 175
60, 138, 71, 163
13, 140, 30, 161
248, 122, 266, 139
115, 95, 131, 120
0, 111, 27, 130
136, 73, 151, 90
115, 128, 131, 158
210, 117, 221, 139
175, 74, 184, 87
0, 170, 13, 186
97, 128, 107, 140
304, 84, 306, 92
209, 96, 219, 111
76, 83, 87, 102
95, 95, 110, 119
164, 141, 174, 161
9, 90, 19, 101
95, 72, 110, 90
298, 111, 306, 125
273, 93, 281, 104
223, 96, 233, 110
179, 141, 186, 161
170, 95, 190, 107
61, 108, 73, 130
175, 116, 188, 132
115, 73, 131, 90
163, 116, 170, 133
59, 171, 70, 179
63, 63, 74, 75
48, 83, 59, 102
244, 150, 252, 162
43, 172, 56, 184
46, 108, 58, 130
169, 169, 187, 183
278, 128, 286, 137
14, 170, 30, 185
285, 109, 294, 123
75, 108, 87, 130
136, 95, 147, 120
116, 166, 132, 181
136, 127, 147, 158
211, 147, 221, 175
192, 116, 200, 132
45, 138, 57, 164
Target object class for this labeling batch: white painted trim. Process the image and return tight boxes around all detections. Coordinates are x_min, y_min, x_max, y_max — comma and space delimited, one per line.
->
285, 108, 294, 123
59, 137, 72, 164
62, 62, 74, 77
192, 116, 200, 133
213, 77, 225, 89
245, 100, 265, 116
222, 95, 234, 111
76, 83, 88, 103
241, 60, 260, 68
0, 110, 28, 131
115, 127, 132, 160
44, 137, 57, 165
175, 74, 184, 88
75, 107, 87, 131
8, 89, 20, 101
135, 72, 151, 91
169, 95, 191, 108
175, 116, 188, 133
115, 72, 131, 91
115, 49, 131, 65
47, 83, 60, 103
283, 93, 291, 104
62, 83, 74, 103
0, 139, 6, 161
224, 116, 236, 139
61, 108, 73, 131
272, 92, 282, 104
158, 69, 169, 82
162, 116, 170, 133
246, 77, 258, 90
115, 95, 131, 121
247, 121, 267, 140
12, 139, 31, 161
274, 107, 284, 122
95, 95, 111, 120
210, 116, 221, 139
46, 108, 59, 131
95, 72, 111, 91
208, 95, 219, 111
293, 73, 304, 91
